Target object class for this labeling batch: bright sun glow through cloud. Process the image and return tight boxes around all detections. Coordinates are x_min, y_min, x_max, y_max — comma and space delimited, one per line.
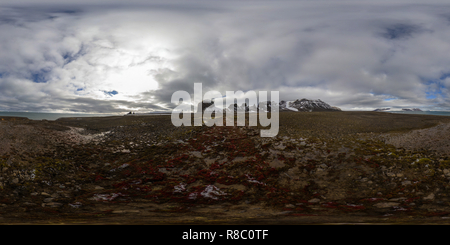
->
2, 0, 450, 113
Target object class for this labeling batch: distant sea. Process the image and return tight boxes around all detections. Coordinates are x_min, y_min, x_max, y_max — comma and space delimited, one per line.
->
0, 111, 120, 120
384, 111, 450, 117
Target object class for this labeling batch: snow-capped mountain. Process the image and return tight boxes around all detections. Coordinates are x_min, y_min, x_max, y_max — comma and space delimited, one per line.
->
373, 108, 422, 112
401, 108, 422, 111
198, 99, 340, 113
200, 101, 278, 113
280, 99, 341, 112
373, 108, 391, 112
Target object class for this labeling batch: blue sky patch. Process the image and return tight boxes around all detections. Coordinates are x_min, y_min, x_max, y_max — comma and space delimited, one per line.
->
420, 75, 447, 100
62, 52, 78, 64
103, 90, 119, 97
425, 82, 444, 99
440, 72, 450, 80
62, 44, 87, 66
29, 68, 53, 83
426, 92, 437, 99
31, 71, 48, 83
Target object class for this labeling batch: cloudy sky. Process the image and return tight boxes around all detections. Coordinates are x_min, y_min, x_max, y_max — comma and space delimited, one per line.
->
1, 0, 450, 113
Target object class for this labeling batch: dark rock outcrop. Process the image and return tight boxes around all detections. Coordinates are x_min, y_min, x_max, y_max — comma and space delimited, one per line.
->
197, 100, 215, 113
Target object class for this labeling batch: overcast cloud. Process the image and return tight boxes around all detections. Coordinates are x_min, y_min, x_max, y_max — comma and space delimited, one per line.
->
1, 0, 450, 113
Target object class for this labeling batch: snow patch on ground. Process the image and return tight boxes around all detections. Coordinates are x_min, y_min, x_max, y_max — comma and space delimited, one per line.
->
200, 185, 227, 200
188, 185, 227, 200
174, 183, 187, 193
91, 193, 126, 202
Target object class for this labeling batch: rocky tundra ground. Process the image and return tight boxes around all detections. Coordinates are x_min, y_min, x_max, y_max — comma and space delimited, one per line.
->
1, 111, 450, 224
